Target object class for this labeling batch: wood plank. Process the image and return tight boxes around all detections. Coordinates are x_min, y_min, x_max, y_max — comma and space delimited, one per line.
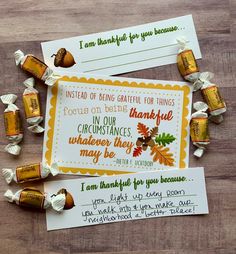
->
0, 0, 232, 43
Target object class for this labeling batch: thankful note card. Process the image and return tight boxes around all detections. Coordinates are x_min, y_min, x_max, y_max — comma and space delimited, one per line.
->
42, 73, 192, 176
41, 15, 201, 75
45, 167, 209, 231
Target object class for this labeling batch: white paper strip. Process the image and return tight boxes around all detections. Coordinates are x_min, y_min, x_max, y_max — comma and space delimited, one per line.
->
41, 15, 201, 75
45, 167, 208, 231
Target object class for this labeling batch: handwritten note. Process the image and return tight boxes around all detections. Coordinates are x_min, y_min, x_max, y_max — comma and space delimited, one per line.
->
41, 15, 201, 75
44, 167, 208, 231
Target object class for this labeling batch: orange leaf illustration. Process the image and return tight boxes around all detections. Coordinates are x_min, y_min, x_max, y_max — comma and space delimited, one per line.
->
133, 146, 142, 157
150, 145, 174, 166
137, 122, 149, 137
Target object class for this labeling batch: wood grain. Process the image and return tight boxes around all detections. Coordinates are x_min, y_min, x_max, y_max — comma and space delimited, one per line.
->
0, 0, 235, 253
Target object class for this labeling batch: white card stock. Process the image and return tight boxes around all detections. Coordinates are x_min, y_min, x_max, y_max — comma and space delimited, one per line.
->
45, 167, 208, 231
41, 15, 201, 75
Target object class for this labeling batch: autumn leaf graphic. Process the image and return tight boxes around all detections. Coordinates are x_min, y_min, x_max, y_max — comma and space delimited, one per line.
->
150, 145, 174, 166
150, 127, 158, 137
137, 122, 149, 137
133, 123, 175, 166
155, 133, 176, 146
133, 146, 143, 157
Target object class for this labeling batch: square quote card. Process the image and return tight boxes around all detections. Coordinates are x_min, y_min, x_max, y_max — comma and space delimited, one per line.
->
42, 73, 192, 176
41, 15, 201, 75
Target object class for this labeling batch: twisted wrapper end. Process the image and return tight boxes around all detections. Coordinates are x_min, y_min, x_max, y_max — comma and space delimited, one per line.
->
176, 36, 188, 52
4, 189, 14, 203
5, 143, 21, 156
193, 101, 208, 113
14, 50, 25, 66
23, 77, 35, 89
193, 147, 205, 158
43, 162, 59, 177
28, 124, 44, 133
2, 168, 14, 184
51, 193, 66, 212
193, 72, 214, 91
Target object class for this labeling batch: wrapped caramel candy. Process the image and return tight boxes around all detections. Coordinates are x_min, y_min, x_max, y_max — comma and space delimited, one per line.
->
14, 50, 59, 86
190, 102, 210, 158
193, 72, 226, 123
4, 187, 65, 212
2, 162, 58, 184
22, 78, 44, 133
1, 94, 23, 155
177, 37, 200, 83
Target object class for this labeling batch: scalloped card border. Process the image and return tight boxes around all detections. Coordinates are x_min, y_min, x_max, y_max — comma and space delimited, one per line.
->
44, 75, 190, 176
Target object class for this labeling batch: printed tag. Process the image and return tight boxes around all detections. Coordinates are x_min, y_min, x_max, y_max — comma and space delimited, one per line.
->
44, 167, 209, 231
41, 15, 201, 75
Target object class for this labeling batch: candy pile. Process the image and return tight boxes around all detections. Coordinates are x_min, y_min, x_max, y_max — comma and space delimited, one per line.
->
0, 51, 65, 212
177, 37, 227, 157
2, 161, 75, 212
1, 50, 60, 156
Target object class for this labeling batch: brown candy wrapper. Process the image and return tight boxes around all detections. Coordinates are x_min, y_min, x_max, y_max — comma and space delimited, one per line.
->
4, 187, 65, 212
2, 162, 58, 184
177, 37, 200, 83
0, 94, 23, 155
22, 78, 44, 133
193, 72, 226, 123
14, 50, 60, 86
190, 102, 210, 158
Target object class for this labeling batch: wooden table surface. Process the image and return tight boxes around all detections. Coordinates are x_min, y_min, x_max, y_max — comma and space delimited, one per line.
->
0, 1, 235, 253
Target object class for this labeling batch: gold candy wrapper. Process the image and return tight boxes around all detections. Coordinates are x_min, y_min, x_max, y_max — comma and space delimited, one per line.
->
0, 94, 23, 155
190, 102, 210, 158
14, 50, 60, 86
4, 187, 66, 212
193, 72, 226, 123
2, 162, 58, 184
22, 78, 44, 133
177, 37, 199, 82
